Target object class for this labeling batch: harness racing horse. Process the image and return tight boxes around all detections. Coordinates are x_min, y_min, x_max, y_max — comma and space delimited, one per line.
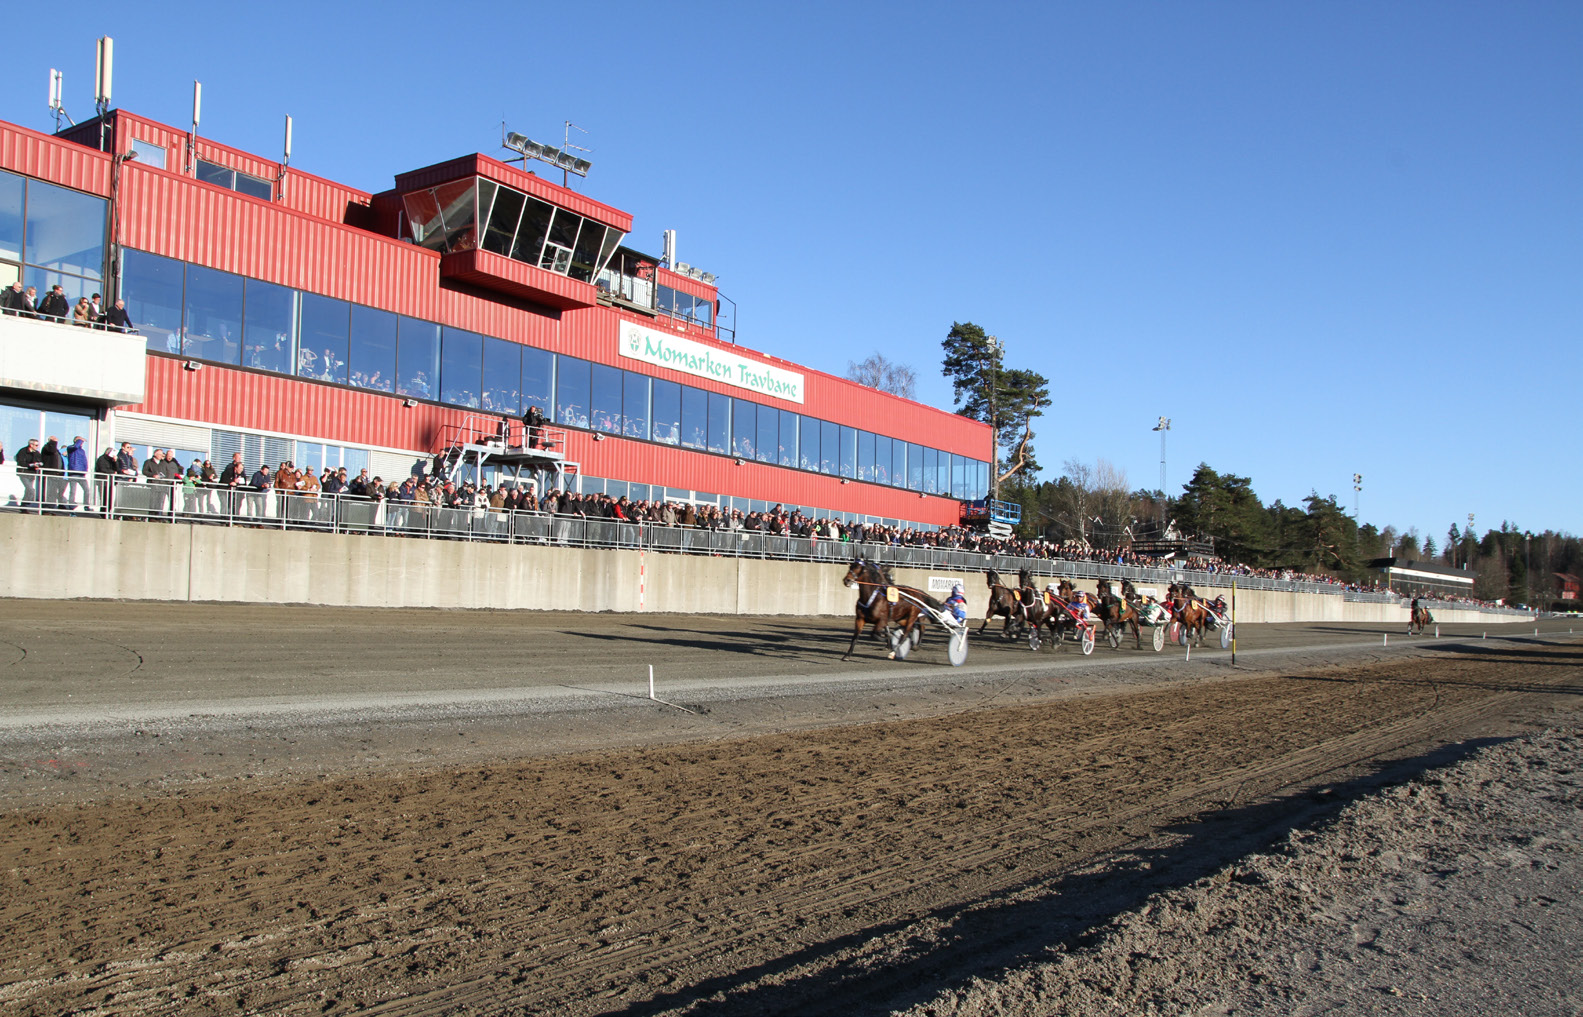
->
1095, 578, 1142, 649
1012, 568, 1055, 649
1167, 582, 1211, 647
980, 569, 1024, 639
1408, 603, 1434, 635
842, 559, 925, 660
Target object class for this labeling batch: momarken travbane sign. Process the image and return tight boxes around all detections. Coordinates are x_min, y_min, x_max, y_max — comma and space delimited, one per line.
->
619, 322, 804, 404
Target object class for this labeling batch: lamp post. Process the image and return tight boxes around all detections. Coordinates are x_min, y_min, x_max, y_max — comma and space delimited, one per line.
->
1352, 473, 1362, 563
985, 335, 1001, 502
1152, 417, 1171, 531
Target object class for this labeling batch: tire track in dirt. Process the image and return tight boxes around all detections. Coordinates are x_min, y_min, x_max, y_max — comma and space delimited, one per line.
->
0, 644, 1578, 1016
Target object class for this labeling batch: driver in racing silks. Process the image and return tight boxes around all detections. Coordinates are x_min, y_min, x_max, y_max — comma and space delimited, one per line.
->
944, 584, 968, 623
1070, 590, 1093, 621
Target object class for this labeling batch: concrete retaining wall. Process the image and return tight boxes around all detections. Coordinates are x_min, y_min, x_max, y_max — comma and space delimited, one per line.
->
0, 512, 1512, 626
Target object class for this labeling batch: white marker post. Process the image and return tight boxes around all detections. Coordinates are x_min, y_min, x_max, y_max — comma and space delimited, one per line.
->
1383, 633, 1389, 647
649, 664, 656, 701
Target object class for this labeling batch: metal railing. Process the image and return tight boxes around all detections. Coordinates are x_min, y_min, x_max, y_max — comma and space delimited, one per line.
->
0, 471, 1533, 614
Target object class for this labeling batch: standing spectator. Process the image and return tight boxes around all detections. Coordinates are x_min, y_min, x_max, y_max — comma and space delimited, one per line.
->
37, 285, 69, 322
220, 452, 248, 517
39, 436, 64, 509
72, 297, 93, 326
103, 298, 133, 332
88, 293, 103, 323
94, 446, 118, 514
115, 441, 138, 478
64, 436, 89, 509
141, 448, 169, 515
248, 463, 273, 519
14, 437, 43, 507
18, 285, 39, 319
0, 280, 23, 314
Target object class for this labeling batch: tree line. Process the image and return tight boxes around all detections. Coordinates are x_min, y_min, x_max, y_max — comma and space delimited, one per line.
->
842, 322, 1578, 608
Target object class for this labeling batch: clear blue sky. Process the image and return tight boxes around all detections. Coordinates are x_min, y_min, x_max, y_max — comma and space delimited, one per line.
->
7, 2, 1578, 543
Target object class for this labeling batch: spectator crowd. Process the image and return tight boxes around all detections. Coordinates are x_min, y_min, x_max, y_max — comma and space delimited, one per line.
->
1, 281, 134, 330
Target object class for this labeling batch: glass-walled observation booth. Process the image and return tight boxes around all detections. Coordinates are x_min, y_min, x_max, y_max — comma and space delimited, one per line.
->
401, 176, 624, 286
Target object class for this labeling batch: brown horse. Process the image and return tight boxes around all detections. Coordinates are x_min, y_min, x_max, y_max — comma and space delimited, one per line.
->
981, 569, 1024, 639
842, 559, 924, 660
1096, 578, 1142, 649
1167, 582, 1210, 647
1408, 602, 1434, 635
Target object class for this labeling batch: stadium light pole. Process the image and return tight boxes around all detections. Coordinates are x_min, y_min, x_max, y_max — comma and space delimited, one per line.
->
1152, 417, 1171, 531
1352, 473, 1362, 562
985, 335, 1001, 502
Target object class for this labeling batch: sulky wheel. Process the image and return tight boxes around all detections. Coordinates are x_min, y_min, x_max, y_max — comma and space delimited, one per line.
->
1027, 627, 1042, 652
894, 630, 913, 660
1220, 623, 1232, 649
1107, 625, 1121, 650
910, 626, 923, 649
1080, 626, 1095, 656
947, 628, 969, 667
1152, 624, 1166, 652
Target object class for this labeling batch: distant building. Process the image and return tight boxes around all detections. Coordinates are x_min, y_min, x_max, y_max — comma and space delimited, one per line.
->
1368, 558, 1477, 598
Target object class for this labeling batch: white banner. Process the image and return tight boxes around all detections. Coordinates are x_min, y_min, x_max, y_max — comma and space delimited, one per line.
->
619, 321, 804, 404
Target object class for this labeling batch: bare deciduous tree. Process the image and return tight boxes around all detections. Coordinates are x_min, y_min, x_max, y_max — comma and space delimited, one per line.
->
846, 352, 917, 400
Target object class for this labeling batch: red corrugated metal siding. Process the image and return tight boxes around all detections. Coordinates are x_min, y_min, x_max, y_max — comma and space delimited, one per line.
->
0, 119, 110, 195
128, 355, 496, 452
655, 267, 718, 302
440, 249, 597, 310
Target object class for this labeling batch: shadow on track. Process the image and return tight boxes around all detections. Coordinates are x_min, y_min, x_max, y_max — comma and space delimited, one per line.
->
597, 738, 1510, 1017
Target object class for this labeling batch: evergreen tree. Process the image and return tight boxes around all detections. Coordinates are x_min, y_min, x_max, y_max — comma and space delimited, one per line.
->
939, 322, 1050, 492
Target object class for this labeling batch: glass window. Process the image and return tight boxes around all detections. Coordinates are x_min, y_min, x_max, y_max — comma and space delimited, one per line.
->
951, 455, 967, 499
589, 364, 622, 433
481, 336, 521, 415
651, 378, 681, 445
195, 160, 233, 189
242, 278, 296, 374
907, 442, 923, 491
820, 421, 838, 475
799, 416, 819, 471
756, 404, 775, 463
481, 185, 523, 257
0, 403, 40, 454
120, 249, 183, 353
402, 188, 444, 248
874, 435, 892, 486
522, 347, 552, 417
555, 356, 590, 427
937, 450, 952, 497
977, 460, 990, 501
778, 409, 798, 467
128, 139, 167, 169
348, 305, 397, 392
396, 318, 439, 399
182, 263, 243, 365
542, 208, 579, 273
622, 371, 649, 439
440, 327, 483, 407
892, 438, 907, 489
706, 392, 729, 453
680, 385, 707, 449
732, 399, 756, 459
0, 170, 21, 263
298, 293, 350, 383
570, 222, 607, 283
24, 179, 106, 279
838, 426, 856, 479
922, 447, 938, 494
25, 267, 98, 307
233, 172, 273, 200
512, 196, 554, 265
857, 430, 875, 482
433, 178, 478, 252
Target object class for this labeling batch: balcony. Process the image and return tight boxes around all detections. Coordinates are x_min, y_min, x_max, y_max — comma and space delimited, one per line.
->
0, 311, 147, 404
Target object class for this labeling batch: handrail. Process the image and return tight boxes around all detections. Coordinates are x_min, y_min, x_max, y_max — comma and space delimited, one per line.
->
0, 471, 1533, 616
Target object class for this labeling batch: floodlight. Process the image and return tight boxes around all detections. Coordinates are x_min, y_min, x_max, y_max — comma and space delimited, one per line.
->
505, 132, 531, 152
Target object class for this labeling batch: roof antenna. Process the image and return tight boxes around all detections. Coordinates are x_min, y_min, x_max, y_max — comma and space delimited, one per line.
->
48, 69, 74, 131
561, 120, 590, 188
186, 80, 201, 175
276, 114, 292, 202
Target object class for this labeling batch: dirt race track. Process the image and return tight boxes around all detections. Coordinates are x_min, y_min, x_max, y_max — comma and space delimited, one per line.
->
0, 602, 1579, 1015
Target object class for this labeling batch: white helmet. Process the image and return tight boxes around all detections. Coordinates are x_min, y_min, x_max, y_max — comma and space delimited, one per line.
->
951, 584, 964, 597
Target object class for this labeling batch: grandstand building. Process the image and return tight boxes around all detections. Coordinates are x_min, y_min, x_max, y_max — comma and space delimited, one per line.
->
0, 107, 990, 527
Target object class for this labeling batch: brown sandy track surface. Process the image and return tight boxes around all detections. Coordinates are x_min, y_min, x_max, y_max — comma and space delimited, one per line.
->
1, 640, 1579, 1016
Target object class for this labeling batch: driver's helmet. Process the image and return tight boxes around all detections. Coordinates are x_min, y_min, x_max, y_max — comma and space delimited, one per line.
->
1076, 590, 1088, 601
950, 584, 964, 598
1046, 583, 1058, 592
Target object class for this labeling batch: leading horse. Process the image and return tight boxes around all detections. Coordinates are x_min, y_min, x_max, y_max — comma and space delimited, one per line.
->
1167, 582, 1211, 647
842, 559, 937, 660
1096, 578, 1143, 649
